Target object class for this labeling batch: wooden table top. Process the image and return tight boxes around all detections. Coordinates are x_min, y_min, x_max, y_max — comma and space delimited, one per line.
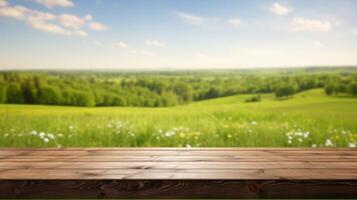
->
0, 148, 356, 180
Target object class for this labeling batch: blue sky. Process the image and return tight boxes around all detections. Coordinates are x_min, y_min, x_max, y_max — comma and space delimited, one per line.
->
0, 0, 357, 70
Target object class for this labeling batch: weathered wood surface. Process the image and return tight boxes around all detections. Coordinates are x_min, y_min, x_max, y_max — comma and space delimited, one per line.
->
0, 148, 357, 199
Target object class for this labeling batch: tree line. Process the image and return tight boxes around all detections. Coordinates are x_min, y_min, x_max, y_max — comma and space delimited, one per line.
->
324, 82, 357, 96
0, 70, 356, 107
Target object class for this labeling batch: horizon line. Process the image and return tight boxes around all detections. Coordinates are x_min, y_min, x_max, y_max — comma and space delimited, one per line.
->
1, 65, 357, 72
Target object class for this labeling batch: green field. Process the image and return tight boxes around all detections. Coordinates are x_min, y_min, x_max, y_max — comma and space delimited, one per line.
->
1, 89, 356, 147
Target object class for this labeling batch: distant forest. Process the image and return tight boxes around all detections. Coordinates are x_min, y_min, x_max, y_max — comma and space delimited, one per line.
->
0, 68, 356, 107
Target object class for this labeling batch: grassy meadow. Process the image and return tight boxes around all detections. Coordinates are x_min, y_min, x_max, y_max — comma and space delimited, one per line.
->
1, 89, 356, 147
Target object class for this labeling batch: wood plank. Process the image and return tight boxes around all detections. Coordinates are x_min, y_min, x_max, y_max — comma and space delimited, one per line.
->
1, 147, 356, 151
1, 161, 357, 169
1, 169, 357, 180
2, 180, 357, 199
0, 148, 357, 198
2, 155, 357, 162
1, 149, 357, 156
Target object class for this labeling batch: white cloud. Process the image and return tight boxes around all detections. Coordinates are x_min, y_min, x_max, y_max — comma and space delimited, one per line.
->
58, 14, 86, 29
27, 13, 88, 37
0, 1, 107, 37
353, 29, 357, 35
144, 40, 166, 48
313, 41, 323, 48
228, 17, 241, 27
112, 42, 128, 49
0, 0, 8, 7
0, 5, 28, 20
84, 14, 93, 21
89, 22, 107, 31
269, 2, 291, 15
174, 11, 212, 27
29, 20, 70, 35
34, 0, 74, 8
291, 17, 331, 32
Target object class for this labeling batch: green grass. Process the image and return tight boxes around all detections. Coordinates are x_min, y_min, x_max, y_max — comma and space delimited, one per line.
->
1, 89, 356, 147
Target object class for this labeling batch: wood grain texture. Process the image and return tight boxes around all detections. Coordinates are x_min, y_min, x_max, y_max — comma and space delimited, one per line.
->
0, 148, 357, 198
1, 180, 357, 199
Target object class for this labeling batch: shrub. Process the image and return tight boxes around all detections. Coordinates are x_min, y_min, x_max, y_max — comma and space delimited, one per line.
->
275, 85, 295, 98
245, 95, 261, 103
203, 87, 221, 99
325, 84, 336, 96
336, 84, 348, 94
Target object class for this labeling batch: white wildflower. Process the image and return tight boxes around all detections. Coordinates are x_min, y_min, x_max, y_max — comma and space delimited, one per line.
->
251, 121, 257, 125
47, 133, 55, 140
325, 139, 333, 147
43, 138, 49, 143
165, 131, 175, 137
39, 132, 46, 139
348, 143, 356, 148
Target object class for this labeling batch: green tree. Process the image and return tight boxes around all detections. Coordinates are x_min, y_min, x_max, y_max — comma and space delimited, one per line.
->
0, 84, 6, 103
275, 85, 294, 98
336, 84, 348, 94
349, 82, 357, 96
203, 87, 221, 99
38, 86, 61, 105
325, 84, 336, 96
22, 80, 38, 104
6, 83, 24, 103
173, 83, 193, 102
73, 91, 95, 107
161, 92, 179, 106
112, 96, 127, 106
